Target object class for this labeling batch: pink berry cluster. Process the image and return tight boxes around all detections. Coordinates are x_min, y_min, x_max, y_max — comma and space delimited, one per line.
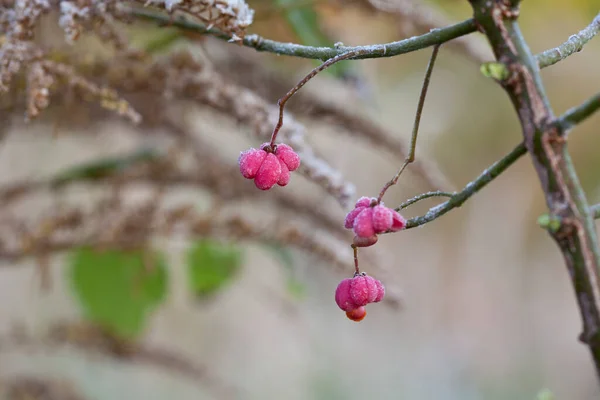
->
344, 197, 406, 243
238, 143, 300, 190
335, 273, 385, 322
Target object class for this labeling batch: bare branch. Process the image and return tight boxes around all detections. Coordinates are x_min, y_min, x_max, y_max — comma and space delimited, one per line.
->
130, 7, 478, 61
537, 13, 600, 69
396, 191, 454, 211
556, 91, 600, 131
401, 142, 527, 229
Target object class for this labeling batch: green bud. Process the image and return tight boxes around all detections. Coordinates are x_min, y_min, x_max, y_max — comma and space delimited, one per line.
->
480, 62, 510, 81
537, 214, 561, 233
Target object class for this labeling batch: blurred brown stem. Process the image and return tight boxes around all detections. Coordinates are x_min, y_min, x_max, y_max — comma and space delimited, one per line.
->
468, 0, 600, 378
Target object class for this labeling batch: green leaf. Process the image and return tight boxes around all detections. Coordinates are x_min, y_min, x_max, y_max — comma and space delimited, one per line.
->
275, 0, 351, 79
69, 247, 168, 339
187, 240, 242, 298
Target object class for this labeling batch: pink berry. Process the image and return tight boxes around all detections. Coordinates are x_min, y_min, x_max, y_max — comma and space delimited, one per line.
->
390, 210, 407, 231
353, 208, 375, 238
352, 235, 378, 248
373, 279, 385, 303
372, 205, 393, 233
335, 278, 357, 311
344, 206, 365, 229
350, 274, 379, 306
238, 148, 267, 179
254, 153, 281, 190
275, 144, 300, 171
345, 306, 366, 322
277, 159, 290, 186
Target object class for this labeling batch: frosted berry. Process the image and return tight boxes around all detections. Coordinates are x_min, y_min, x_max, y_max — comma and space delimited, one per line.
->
238, 143, 300, 190
335, 273, 385, 321
346, 307, 366, 322
344, 198, 406, 239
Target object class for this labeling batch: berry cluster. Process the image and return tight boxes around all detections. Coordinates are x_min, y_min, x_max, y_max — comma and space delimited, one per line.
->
344, 197, 406, 242
238, 143, 300, 190
335, 273, 385, 322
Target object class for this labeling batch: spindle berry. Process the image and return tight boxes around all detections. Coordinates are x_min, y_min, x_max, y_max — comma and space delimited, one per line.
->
238, 143, 300, 190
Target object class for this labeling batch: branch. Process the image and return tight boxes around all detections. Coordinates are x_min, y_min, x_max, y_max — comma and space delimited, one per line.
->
131, 8, 478, 60
469, 0, 600, 378
403, 142, 526, 229
396, 191, 454, 211
556, 91, 600, 131
537, 13, 600, 69
131, 7, 598, 70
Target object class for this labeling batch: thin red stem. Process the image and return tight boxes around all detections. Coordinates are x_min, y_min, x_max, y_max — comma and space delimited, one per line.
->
269, 49, 370, 148
376, 44, 441, 203
352, 244, 360, 275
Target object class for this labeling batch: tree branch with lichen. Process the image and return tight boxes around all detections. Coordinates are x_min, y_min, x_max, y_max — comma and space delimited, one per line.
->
130, 7, 600, 68
401, 143, 526, 229
537, 12, 600, 69
468, 0, 600, 378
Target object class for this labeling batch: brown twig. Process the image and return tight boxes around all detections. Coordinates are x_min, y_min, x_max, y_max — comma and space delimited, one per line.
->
268, 50, 369, 147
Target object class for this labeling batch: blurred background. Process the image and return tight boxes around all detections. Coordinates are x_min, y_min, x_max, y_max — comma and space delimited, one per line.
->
1, 0, 600, 399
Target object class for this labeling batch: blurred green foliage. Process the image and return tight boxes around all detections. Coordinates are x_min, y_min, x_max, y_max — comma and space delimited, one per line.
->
187, 239, 242, 298
69, 248, 168, 339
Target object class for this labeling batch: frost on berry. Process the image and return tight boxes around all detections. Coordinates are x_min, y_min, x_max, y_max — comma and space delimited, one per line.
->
346, 306, 366, 322
254, 152, 282, 190
372, 205, 393, 233
353, 208, 375, 238
275, 143, 300, 171
238, 148, 267, 179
